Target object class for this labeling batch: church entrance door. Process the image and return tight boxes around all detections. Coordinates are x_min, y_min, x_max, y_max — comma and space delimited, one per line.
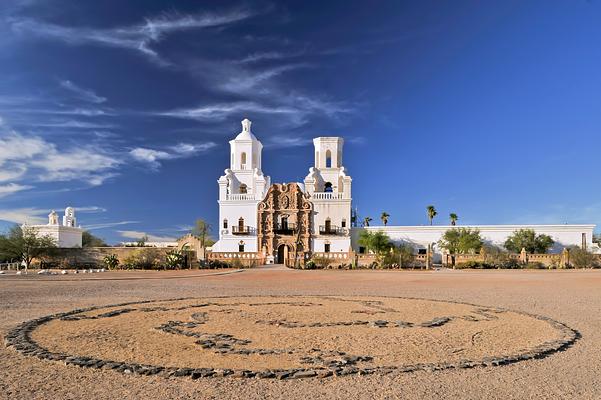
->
277, 244, 289, 264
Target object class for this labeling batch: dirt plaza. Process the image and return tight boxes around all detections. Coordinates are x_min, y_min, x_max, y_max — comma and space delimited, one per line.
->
1, 266, 600, 399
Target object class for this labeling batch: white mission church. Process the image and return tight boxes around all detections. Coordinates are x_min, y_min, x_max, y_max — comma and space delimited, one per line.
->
210, 119, 598, 264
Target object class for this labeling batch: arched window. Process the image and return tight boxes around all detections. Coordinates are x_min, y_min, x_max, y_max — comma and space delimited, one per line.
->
325, 150, 332, 168
239, 241, 245, 252
223, 219, 228, 229
239, 183, 247, 194
238, 217, 245, 231
324, 182, 333, 192
241, 152, 247, 168
325, 218, 331, 232
281, 216, 288, 230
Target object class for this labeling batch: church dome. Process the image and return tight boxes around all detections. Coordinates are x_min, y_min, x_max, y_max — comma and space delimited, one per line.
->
235, 118, 258, 141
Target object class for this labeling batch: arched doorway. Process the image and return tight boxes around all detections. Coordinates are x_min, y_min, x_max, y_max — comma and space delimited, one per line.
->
277, 244, 289, 264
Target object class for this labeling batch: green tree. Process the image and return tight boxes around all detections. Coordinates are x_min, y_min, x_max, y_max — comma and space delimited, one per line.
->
426, 205, 437, 225
438, 228, 483, 266
362, 216, 372, 227
380, 212, 390, 226
358, 230, 393, 259
82, 231, 108, 247
449, 213, 458, 226
382, 243, 415, 268
504, 229, 555, 254
0, 225, 56, 272
192, 218, 212, 259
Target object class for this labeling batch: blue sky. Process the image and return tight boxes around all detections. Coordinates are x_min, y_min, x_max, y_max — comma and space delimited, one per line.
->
0, 0, 600, 244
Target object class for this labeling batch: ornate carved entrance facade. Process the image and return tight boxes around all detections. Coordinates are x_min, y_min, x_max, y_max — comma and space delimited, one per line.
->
257, 183, 313, 265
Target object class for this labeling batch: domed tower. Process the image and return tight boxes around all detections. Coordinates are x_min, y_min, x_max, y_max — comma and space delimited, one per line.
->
62, 206, 76, 227
213, 119, 271, 253
304, 137, 352, 253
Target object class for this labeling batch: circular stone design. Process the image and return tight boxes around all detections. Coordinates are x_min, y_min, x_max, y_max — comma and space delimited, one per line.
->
5, 296, 578, 379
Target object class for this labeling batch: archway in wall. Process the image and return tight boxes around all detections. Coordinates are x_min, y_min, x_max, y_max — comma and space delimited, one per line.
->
277, 244, 290, 264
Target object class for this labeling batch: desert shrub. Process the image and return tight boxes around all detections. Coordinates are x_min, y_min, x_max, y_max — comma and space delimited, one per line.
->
312, 256, 332, 269
524, 261, 546, 269
305, 260, 316, 270
203, 260, 230, 269
381, 244, 415, 269
103, 254, 119, 270
568, 247, 600, 269
122, 248, 162, 270
455, 261, 493, 269
230, 258, 243, 269
165, 250, 185, 270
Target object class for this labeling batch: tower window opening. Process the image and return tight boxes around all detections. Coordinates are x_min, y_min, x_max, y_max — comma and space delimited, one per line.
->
241, 152, 247, 168
239, 183, 248, 194
324, 182, 333, 193
326, 150, 332, 168
223, 219, 228, 229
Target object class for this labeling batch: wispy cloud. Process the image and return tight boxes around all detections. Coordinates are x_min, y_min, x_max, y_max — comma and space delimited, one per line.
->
159, 93, 353, 128
10, 9, 257, 65
25, 119, 115, 129
0, 207, 48, 224
238, 50, 305, 64
0, 183, 32, 198
59, 80, 107, 104
118, 230, 177, 242
159, 101, 297, 121
130, 142, 216, 169
264, 136, 312, 148
0, 130, 121, 188
84, 220, 139, 230
221, 63, 310, 92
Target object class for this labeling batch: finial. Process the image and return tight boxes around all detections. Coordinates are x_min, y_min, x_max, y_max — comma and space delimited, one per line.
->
241, 118, 252, 132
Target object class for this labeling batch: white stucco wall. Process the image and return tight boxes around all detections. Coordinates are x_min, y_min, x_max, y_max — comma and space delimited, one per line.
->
29, 225, 83, 248
212, 200, 259, 252
351, 225, 596, 257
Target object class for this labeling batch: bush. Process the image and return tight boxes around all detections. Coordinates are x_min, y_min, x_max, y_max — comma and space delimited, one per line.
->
165, 250, 185, 270
311, 256, 332, 269
524, 261, 546, 269
568, 247, 600, 269
305, 260, 316, 270
231, 258, 243, 269
455, 261, 493, 269
103, 254, 119, 270
122, 248, 162, 270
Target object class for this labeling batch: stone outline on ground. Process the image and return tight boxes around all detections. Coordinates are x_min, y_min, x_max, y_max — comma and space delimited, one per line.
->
3, 295, 580, 380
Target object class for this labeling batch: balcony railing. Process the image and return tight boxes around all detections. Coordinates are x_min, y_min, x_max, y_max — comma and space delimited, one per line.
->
311, 192, 345, 200
226, 193, 255, 201
274, 223, 297, 235
318, 225, 344, 235
232, 225, 253, 235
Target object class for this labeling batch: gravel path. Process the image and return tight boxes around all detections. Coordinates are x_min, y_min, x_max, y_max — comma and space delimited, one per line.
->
1, 267, 600, 399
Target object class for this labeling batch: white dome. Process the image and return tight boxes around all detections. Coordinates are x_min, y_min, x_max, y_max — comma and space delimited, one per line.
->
235, 118, 258, 141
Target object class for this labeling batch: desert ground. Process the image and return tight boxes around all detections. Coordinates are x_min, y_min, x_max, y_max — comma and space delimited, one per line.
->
1, 266, 600, 399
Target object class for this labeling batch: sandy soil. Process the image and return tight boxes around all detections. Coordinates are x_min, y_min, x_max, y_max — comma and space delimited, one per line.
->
1, 266, 600, 399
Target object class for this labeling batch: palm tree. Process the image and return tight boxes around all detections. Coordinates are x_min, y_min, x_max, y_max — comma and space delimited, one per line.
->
449, 213, 458, 226
363, 216, 372, 227
380, 212, 390, 226
426, 205, 437, 225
